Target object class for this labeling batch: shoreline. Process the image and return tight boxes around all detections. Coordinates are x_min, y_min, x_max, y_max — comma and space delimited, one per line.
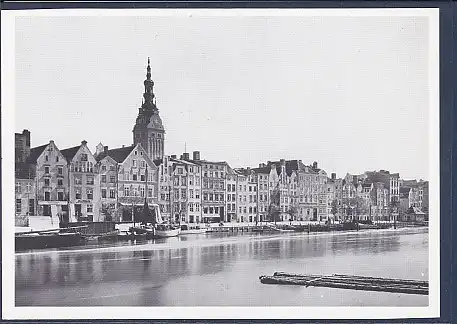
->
15, 225, 428, 257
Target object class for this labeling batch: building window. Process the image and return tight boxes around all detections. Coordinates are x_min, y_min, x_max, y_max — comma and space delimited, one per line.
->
141, 161, 146, 168
58, 166, 63, 175
189, 203, 194, 212
87, 176, 94, 185
140, 187, 145, 197
44, 191, 51, 201
75, 188, 81, 200
75, 176, 82, 185
196, 190, 200, 199
124, 187, 130, 197
209, 207, 214, 214
109, 189, 116, 199
102, 165, 106, 171
133, 174, 137, 181
86, 189, 93, 200
58, 191, 64, 201
44, 166, 50, 174
28, 199, 35, 215
80, 153, 88, 161
190, 189, 194, 199
132, 160, 137, 167
102, 189, 107, 198
148, 188, 153, 197
101, 175, 106, 183
141, 174, 145, 182
15, 182, 21, 193
16, 199, 21, 213
110, 175, 116, 183
87, 204, 93, 213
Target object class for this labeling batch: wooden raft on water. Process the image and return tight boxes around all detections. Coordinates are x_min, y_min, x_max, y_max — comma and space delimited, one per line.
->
259, 272, 428, 295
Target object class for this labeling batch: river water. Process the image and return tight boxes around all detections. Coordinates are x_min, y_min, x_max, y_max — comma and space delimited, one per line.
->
15, 227, 428, 307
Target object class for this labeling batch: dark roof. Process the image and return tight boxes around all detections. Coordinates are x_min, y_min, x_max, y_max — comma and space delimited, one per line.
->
153, 158, 163, 167
95, 145, 135, 163
252, 166, 271, 174
60, 145, 81, 163
15, 162, 36, 179
25, 143, 48, 164
266, 160, 310, 177
400, 187, 411, 195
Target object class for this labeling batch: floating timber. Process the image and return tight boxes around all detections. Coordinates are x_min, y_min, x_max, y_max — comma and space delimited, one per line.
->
259, 272, 428, 295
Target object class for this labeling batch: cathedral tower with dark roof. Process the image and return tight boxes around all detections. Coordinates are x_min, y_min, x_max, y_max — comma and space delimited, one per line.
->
133, 58, 165, 161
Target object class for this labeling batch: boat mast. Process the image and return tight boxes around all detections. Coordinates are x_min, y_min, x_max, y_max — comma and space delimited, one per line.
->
144, 163, 148, 225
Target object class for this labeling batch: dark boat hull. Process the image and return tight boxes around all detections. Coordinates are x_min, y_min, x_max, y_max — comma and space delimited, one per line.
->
15, 233, 83, 251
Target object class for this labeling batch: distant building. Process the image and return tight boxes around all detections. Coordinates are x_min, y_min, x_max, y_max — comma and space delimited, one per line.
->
155, 152, 202, 224
15, 163, 36, 225
226, 166, 238, 222
133, 58, 165, 161
194, 156, 228, 223
251, 163, 272, 222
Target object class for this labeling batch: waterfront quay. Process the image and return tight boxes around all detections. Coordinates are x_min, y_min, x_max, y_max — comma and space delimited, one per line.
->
15, 227, 428, 307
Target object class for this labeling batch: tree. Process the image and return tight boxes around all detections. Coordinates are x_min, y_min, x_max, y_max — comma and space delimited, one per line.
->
331, 199, 339, 223
286, 206, 298, 223
389, 197, 399, 229
343, 197, 364, 222
268, 184, 281, 224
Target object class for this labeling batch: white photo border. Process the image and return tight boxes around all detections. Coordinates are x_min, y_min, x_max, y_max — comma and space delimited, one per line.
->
1, 8, 440, 320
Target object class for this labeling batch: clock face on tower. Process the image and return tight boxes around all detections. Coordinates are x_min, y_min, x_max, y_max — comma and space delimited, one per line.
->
148, 115, 163, 129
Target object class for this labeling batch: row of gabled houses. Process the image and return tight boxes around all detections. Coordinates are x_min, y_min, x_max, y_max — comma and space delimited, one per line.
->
14, 129, 429, 226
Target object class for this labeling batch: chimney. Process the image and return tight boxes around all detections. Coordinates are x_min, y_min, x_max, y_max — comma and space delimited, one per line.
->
193, 151, 200, 161
280, 159, 286, 166
180, 154, 184, 160
183, 152, 190, 161
171, 154, 177, 159
81, 140, 87, 146
312, 161, 318, 169
298, 159, 302, 164
49, 140, 54, 144
23, 129, 31, 147
122, 145, 125, 148
331, 173, 336, 180
104, 146, 108, 153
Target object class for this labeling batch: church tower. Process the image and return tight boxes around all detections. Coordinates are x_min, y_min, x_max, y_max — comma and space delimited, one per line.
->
133, 58, 165, 161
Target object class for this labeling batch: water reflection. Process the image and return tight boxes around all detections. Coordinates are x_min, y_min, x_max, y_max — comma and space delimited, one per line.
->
15, 228, 428, 306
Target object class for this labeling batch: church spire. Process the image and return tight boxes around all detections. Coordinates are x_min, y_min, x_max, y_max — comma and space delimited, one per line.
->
143, 57, 155, 108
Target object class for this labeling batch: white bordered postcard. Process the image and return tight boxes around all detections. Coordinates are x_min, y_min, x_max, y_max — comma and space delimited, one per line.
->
2, 7, 439, 320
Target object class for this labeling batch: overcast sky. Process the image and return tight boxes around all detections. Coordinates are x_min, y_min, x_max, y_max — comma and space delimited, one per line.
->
15, 13, 430, 180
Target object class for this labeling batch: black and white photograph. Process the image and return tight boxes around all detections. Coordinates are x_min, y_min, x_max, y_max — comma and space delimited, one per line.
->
2, 8, 439, 319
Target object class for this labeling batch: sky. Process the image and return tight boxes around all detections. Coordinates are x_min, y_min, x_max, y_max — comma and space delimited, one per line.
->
14, 12, 431, 180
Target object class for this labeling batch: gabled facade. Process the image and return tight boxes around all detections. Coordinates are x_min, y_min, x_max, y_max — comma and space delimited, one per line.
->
96, 143, 158, 222
27, 140, 70, 221
61, 141, 99, 222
